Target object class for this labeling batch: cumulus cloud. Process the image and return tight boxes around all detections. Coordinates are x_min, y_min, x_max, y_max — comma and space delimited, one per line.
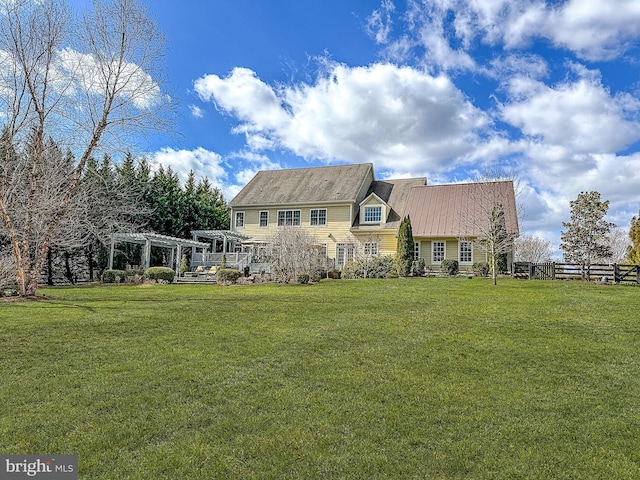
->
194, 62, 489, 174
545, 0, 640, 60
500, 72, 640, 155
151, 147, 229, 193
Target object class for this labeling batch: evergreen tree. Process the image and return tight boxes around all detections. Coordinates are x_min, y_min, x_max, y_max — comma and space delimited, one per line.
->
560, 191, 615, 279
396, 216, 414, 277
627, 211, 640, 264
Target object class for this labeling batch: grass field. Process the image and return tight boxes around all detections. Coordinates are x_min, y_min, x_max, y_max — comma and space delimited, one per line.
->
1, 278, 639, 479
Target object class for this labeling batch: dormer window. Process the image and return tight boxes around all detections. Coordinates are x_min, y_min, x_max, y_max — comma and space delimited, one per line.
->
363, 205, 382, 223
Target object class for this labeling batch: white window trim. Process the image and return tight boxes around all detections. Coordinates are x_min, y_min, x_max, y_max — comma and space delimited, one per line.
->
259, 211, 269, 228
432, 241, 446, 265
363, 205, 383, 224
414, 242, 420, 260
459, 240, 473, 264
277, 209, 301, 227
310, 208, 327, 227
235, 211, 245, 229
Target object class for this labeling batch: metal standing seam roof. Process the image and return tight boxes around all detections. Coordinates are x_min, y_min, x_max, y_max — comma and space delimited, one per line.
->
229, 163, 374, 207
402, 181, 519, 237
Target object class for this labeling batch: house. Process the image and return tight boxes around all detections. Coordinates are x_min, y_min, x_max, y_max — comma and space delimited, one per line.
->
229, 163, 519, 271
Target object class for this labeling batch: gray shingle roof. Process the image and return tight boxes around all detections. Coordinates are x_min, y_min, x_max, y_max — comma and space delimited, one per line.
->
352, 177, 427, 230
403, 181, 519, 237
229, 163, 374, 207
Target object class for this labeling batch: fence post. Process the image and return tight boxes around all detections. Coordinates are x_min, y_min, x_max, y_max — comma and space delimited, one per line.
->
552, 262, 556, 280
614, 263, 619, 284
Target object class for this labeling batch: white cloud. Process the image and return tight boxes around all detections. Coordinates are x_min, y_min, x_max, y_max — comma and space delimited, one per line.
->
189, 105, 204, 118
366, 0, 395, 45
58, 48, 162, 110
500, 72, 640, 155
194, 67, 290, 132
387, 0, 640, 72
194, 62, 489, 174
151, 147, 231, 196
545, 0, 640, 60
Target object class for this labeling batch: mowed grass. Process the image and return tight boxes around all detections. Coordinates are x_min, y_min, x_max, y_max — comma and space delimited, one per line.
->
1, 278, 640, 479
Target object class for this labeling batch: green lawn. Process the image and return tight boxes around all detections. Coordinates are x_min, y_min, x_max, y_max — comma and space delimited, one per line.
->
1, 278, 639, 479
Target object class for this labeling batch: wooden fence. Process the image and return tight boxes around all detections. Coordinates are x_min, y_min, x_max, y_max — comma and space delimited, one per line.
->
513, 262, 640, 285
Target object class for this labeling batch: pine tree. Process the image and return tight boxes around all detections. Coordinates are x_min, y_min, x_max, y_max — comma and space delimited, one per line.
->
396, 216, 414, 277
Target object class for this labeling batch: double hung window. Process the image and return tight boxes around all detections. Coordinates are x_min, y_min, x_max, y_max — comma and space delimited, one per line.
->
459, 241, 473, 263
277, 210, 301, 226
310, 209, 327, 226
235, 211, 244, 229
259, 211, 269, 227
432, 241, 445, 264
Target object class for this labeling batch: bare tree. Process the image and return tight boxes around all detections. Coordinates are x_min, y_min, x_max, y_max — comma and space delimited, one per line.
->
0, 0, 171, 296
459, 172, 520, 285
266, 227, 328, 283
514, 235, 554, 263
600, 227, 631, 264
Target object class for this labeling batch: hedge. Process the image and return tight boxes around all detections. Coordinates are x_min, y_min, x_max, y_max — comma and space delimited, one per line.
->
441, 259, 459, 276
217, 268, 242, 285
144, 267, 175, 283
102, 269, 128, 283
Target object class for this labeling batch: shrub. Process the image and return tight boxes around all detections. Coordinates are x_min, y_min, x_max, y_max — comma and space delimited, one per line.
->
179, 254, 189, 275
411, 258, 426, 277
297, 274, 310, 284
217, 268, 241, 285
102, 269, 128, 283
328, 269, 341, 279
310, 271, 323, 283
473, 261, 490, 277
441, 259, 459, 276
144, 267, 175, 283
341, 256, 397, 279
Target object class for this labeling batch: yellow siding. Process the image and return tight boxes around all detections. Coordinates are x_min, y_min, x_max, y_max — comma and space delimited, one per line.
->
415, 237, 484, 270
233, 204, 354, 259
352, 231, 397, 257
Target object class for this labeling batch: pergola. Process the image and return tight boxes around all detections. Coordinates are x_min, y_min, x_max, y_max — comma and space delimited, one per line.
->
108, 233, 210, 270
191, 230, 251, 252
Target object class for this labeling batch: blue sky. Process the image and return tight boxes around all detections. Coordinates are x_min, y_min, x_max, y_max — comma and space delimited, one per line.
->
94, 1, 640, 254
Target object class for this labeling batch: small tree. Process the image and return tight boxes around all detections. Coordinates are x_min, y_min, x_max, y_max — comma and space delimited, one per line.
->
266, 227, 328, 283
514, 235, 553, 263
396, 216, 414, 277
627, 211, 640, 264
458, 173, 519, 286
560, 191, 615, 280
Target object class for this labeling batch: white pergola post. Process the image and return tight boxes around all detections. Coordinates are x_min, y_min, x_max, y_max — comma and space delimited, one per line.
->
144, 238, 151, 269
168, 247, 175, 271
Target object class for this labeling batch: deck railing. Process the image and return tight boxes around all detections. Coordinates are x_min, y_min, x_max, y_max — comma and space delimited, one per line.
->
192, 252, 251, 271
